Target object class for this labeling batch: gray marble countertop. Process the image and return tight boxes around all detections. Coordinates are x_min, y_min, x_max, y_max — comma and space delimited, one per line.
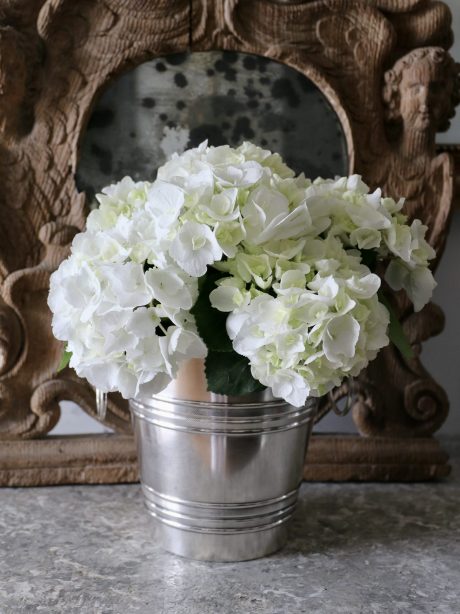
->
1, 441, 459, 614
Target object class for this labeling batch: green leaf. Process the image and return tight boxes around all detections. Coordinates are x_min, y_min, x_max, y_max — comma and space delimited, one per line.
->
191, 270, 265, 395
190, 271, 233, 352
58, 347, 72, 372
379, 293, 414, 361
205, 350, 266, 396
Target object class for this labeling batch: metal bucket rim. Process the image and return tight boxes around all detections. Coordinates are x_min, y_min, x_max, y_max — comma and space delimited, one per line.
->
133, 395, 314, 409
131, 399, 317, 434
130, 397, 317, 418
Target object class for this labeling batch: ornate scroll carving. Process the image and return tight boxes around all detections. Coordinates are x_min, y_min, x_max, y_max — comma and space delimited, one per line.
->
0, 0, 189, 438
0, 0, 457, 455
353, 302, 449, 436
384, 2, 453, 56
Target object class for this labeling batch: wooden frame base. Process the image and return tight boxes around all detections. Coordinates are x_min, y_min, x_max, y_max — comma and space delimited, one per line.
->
0, 434, 450, 487
304, 435, 451, 482
0, 435, 138, 487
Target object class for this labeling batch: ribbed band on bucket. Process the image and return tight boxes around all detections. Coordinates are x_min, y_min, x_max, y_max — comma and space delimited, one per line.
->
142, 484, 299, 534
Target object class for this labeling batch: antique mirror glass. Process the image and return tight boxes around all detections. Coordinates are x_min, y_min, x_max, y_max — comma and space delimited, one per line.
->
56, 51, 349, 435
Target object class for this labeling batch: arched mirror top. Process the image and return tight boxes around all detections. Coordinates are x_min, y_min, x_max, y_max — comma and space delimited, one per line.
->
77, 51, 349, 200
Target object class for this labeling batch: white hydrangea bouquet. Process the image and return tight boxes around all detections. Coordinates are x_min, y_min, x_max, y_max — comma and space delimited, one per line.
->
49, 142, 436, 407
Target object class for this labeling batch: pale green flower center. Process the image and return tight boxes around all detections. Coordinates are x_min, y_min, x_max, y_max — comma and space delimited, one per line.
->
192, 236, 207, 250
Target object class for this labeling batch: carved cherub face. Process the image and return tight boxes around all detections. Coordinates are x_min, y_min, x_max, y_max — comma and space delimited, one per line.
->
384, 48, 460, 135
399, 59, 453, 133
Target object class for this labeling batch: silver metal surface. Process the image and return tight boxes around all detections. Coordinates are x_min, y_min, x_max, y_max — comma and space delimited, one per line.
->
130, 360, 317, 562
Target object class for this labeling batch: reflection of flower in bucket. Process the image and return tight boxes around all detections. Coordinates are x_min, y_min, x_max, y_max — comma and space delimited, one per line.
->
192, 429, 263, 477
159, 359, 264, 475
189, 432, 263, 477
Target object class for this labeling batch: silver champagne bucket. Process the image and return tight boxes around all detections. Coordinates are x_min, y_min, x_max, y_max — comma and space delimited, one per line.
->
130, 359, 317, 561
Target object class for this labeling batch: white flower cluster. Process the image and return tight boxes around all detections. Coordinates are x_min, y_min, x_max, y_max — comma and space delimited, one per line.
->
48, 178, 207, 399
298, 175, 437, 312
48, 141, 436, 406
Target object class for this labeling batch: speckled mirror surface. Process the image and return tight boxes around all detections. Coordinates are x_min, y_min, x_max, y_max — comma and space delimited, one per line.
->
77, 51, 348, 201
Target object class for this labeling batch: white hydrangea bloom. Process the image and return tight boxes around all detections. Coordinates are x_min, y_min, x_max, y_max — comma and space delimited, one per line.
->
322, 315, 360, 364
385, 260, 436, 312
209, 277, 251, 312
48, 183, 208, 399
214, 219, 246, 258
48, 141, 436, 406
86, 176, 151, 232
225, 250, 390, 404
169, 221, 222, 277
145, 265, 198, 310
145, 181, 185, 231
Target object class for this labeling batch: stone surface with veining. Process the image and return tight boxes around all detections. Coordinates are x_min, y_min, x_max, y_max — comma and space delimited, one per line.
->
1, 441, 459, 614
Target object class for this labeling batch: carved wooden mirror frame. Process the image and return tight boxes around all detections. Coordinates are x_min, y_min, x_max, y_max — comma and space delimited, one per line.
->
1, 0, 458, 485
